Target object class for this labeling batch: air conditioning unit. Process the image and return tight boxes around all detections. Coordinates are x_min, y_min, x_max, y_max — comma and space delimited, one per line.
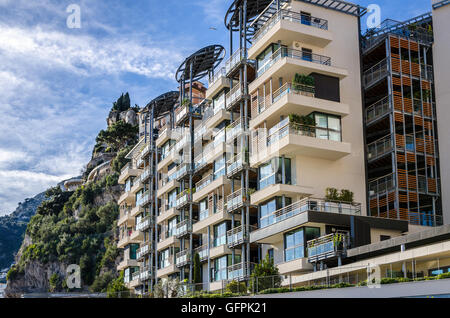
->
292, 41, 302, 50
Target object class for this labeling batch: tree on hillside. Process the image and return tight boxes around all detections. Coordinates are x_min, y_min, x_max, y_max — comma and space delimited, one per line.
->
96, 120, 138, 152
111, 93, 131, 112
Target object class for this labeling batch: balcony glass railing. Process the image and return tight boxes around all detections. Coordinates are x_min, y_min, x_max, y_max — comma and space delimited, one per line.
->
226, 188, 245, 212
175, 219, 192, 237
226, 225, 257, 247
260, 198, 361, 229
307, 231, 349, 260
253, 9, 328, 44
196, 175, 214, 192
227, 262, 255, 280
175, 189, 192, 208
363, 58, 388, 88
226, 118, 243, 142
208, 67, 227, 86
225, 48, 246, 74
175, 250, 191, 267
225, 84, 242, 109
226, 152, 249, 176
194, 245, 208, 261
257, 47, 331, 78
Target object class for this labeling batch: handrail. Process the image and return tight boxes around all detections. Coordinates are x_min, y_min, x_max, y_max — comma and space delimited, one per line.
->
368, 173, 396, 196
253, 9, 328, 44
363, 58, 388, 88
208, 66, 226, 85
196, 174, 214, 192
225, 83, 242, 108
367, 134, 393, 161
260, 197, 361, 229
365, 95, 391, 124
257, 47, 331, 78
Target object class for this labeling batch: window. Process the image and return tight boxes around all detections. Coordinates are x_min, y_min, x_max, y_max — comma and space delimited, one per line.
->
284, 228, 304, 261
302, 48, 313, 62
213, 91, 226, 114
256, 43, 284, 77
125, 177, 133, 192
214, 155, 226, 179
135, 189, 144, 207
168, 217, 177, 237
199, 199, 209, 221
159, 248, 173, 269
267, 249, 274, 261
311, 112, 342, 141
305, 227, 321, 243
161, 139, 175, 159
167, 189, 177, 209
213, 256, 228, 281
214, 222, 227, 247
259, 197, 292, 228
129, 243, 139, 260
258, 157, 291, 190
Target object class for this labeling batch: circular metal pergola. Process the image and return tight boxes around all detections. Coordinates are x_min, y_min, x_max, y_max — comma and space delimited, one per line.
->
175, 45, 226, 83
143, 91, 179, 118
225, 0, 273, 33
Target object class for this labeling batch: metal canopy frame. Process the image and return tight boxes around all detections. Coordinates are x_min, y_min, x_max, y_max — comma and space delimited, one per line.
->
225, 0, 273, 31
143, 91, 179, 118
175, 45, 225, 83
297, 0, 366, 17
433, 0, 450, 10
364, 12, 433, 39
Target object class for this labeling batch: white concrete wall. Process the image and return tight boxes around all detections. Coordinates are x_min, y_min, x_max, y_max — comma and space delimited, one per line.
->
432, 1, 450, 224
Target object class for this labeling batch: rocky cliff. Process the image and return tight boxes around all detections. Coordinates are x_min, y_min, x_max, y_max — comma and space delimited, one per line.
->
5, 93, 139, 297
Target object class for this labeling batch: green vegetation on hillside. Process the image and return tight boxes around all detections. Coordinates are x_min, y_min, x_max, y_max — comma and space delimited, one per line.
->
96, 120, 138, 153
7, 175, 121, 291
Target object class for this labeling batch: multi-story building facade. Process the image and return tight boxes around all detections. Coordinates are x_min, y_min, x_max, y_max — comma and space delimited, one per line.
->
361, 13, 442, 227
116, 0, 450, 294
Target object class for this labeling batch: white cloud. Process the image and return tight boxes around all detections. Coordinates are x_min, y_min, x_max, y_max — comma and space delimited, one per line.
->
0, 25, 184, 80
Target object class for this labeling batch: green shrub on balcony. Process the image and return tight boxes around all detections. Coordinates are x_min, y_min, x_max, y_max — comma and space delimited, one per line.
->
325, 188, 354, 203
293, 73, 315, 87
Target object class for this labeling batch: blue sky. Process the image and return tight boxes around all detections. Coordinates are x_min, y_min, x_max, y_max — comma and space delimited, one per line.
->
0, 0, 433, 215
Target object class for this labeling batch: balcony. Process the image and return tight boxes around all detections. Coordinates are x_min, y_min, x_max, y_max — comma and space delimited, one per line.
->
365, 96, 391, 125
175, 249, 191, 267
226, 188, 248, 213
226, 152, 250, 178
118, 162, 142, 184
175, 99, 205, 126
225, 84, 244, 111
139, 266, 153, 281
175, 219, 192, 238
117, 258, 139, 271
367, 134, 393, 162
157, 256, 178, 278
368, 173, 395, 197
249, 9, 332, 60
209, 244, 234, 259
118, 207, 134, 226
225, 118, 244, 143
192, 201, 230, 234
250, 47, 347, 94
363, 58, 389, 89
136, 215, 154, 232
250, 198, 361, 244
250, 183, 314, 206
206, 67, 230, 99
118, 233, 142, 249
250, 119, 351, 166
156, 126, 183, 148
175, 189, 193, 210
140, 167, 152, 183
204, 106, 231, 130
157, 171, 179, 198
130, 179, 144, 194
225, 48, 247, 77
176, 163, 191, 182
193, 175, 230, 203
250, 82, 349, 129
136, 243, 150, 260
227, 262, 255, 281
157, 145, 177, 172
157, 205, 179, 224
226, 225, 257, 248
194, 245, 209, 262
130, 205, 144, 217
307, 231, 350, 263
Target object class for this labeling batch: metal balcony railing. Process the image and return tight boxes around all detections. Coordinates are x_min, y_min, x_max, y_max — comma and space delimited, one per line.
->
365, 96, 391, 124
253, 9, 328, 45
136, 244, 150, 260
139, 266, 153, 281
307, 231, 350, 262
226, 152, 249, 177
208, 66, 227, 85
227, 262, 256, 281
363, 58, 388, 88
260, 198, 361, 229
196, 174, 214, 192
136, 215, 154, 232
368, 173, 396, 196
175, 219, 192, 238
257, 47, 331, 78
140, 166, 152, 182
175, 189, 193, 209
225, 48, 246, 75
175, 249, 191, 267
194, 245, 209, 262
225, 84, 243, 110
226, 118, 243, 142
226, 225, 257, 248
226, 188, 247, 212
367, 134, 393, 161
